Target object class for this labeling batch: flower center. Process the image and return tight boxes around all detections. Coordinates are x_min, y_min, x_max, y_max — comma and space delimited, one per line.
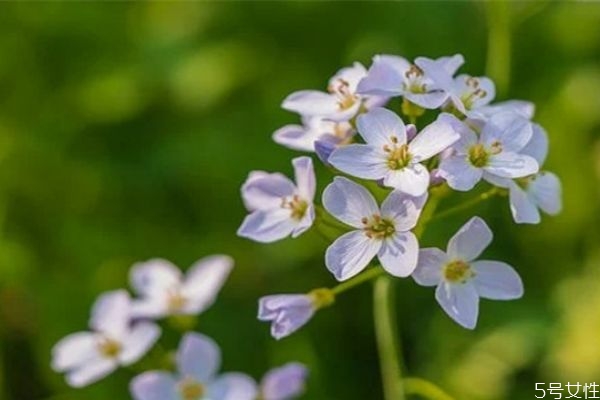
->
443, 260, 473, 283
282, 195, 308, 220
329, 78, 358, 111
362, 214, 396, 240
383, 138, 412, 170
460, 76, 487, 110
178, 377, 205, 400
97, 337, 122, 359
515, 175, 533, 190
403, 64, 427, 94
167, 289, 188, 312
467, 143, 490, 168
308, 288, 335, 310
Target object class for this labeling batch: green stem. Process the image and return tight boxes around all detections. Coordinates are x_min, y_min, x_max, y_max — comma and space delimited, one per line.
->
374, 276, 405, 400
403, 377, 455, 400
431, 187, 499, 222
330, 266, 385, 295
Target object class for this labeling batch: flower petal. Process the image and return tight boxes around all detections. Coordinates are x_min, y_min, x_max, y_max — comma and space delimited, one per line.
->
293, 156, 316, 202
66, 357, 117, 388
471, 260, 524, 300
529, 171, 562, 215
412, 248, 447, 287
404, 91, 449, 109
520, 123, 549, 165
509, 182, 541, 224
356, 55, 409, 96
89, 290, 131, 338
328, 144, 388, 180
453, 75, 495, 110
447, 216, 493, 262
356, 107, 406, 146
485, 153, 538, 179
378, 232, 419, 277
438, 156, 483, 191
51, 332, 98, 372
208, 373, 258, 400
481, 112, 533, 153
325, 230, 381, 281
281, 90, 339, 116
471, 100, 535, 121
181, 255, 233, 314
383, 163, 430, 196
257, 295, 312, 321
237, 209, 296, 243
129, 260, 182, 298
177, 333, 221, 382
119, 322, 161, 365
409, 117, 459, 162
272, 124, 317, 152
260, 363, 308, 400
322, 177, 379, 228
435, 282, 479, 329
292, 204, 315, 238
130, 372, 178, 400
380, 190, 427, 231
241, 172, 295, 211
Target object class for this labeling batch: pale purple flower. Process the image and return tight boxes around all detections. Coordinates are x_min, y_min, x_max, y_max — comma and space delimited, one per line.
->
129, 256, 233, 319
357, 54, 464, 109
273, 116, 354, 153
258, 289, 333, 340
485, 124, 562, 224
328, 108, 459, 196
323, 177, 426, 281
438, 112, 539, 191
470, 100, 535, 122
238, 157, 315, 243
259, 363, 308, 400
412, 217, 523, 329
52, 290, 160, 387
282, 62, 387, 122
130, 333, 257, 400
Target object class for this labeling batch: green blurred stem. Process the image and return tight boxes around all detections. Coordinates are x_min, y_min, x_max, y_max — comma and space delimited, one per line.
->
331, 266, 385, 295
486, 1, 511, 96
403, 377, 455, 400
374, 276, 405, 400
431, 187, 500, 221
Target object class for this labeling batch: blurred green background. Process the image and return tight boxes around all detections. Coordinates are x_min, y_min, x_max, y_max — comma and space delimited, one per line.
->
0, 2, 599, 399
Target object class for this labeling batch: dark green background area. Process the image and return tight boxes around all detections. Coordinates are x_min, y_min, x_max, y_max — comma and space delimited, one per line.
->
0, 2, 599, 399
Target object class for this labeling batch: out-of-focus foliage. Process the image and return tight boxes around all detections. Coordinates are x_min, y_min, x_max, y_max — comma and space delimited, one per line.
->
0, 2, 598, 400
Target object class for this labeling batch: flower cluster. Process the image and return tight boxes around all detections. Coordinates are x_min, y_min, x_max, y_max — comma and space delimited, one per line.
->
239, 53, 562, 337
52, 256, 308, 400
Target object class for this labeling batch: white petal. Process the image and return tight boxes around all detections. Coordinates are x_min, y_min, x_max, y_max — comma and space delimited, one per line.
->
509, 183, 540, 224
435, 282, 479, 329
328, 144, 388, 180
66, 357, 117, 388
415, 56, 454, 90
130, 298, 168, 320
409, 117, 459, 162
325, 230, 381, 281
482, 172, 512, 188
130, 260, 182, 298
292, 203, 315, 238
120, 323, 161, 366
52, 332, 98, 372
89, 290, 131, 338
481, 112, 533, 153
447, 216, 493, 262
330, 62, 368, 92
130, 372, 178, 400
237, 209, 296, 243
438, 156, 483, 191
529, 171, 562, 215
272, 124, 317, 152
177, 333, 221, 382
281, 90, 339, 116
404, 91, 449, 109
378, 232, 419, 277
383, 164, 430, 196
208, 373, 258, 400
412, 248, 447, 287
438, 54, 464, 75
472, 100, 535, 121
241, 172, 295, 211
485, 153, 538, 178
380, 190, 427, 232
356, 107, 406, 146
181, 255, 233, 314
440, 114, 478, 153
356, 55, 408, 96
520, 123, 549, 165
471, 260, 523, 300
454, 75, 495, 109
292, 156, 316, 202
322, 177, 379, 228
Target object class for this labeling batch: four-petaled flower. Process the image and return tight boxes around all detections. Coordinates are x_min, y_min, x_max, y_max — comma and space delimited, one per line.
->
323, 177, 426, 281
129, 256, 233, 319
258, 363, 308, 400
238, 156, 315, 243
412, 217, 524, 329
52, 290, 161, 387
273, 116, 354, 153
329, 108, 458, 196
130, 333, 257, 400
438, 112, 539, 191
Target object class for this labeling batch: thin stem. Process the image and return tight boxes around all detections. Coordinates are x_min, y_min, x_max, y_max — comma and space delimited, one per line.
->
374, 276, 405, 400
431, 187, 499, 222
403, 377, 455, 400
331, 266, 384, 295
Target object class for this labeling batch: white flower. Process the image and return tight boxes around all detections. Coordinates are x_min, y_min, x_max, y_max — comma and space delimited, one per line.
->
272, 116, 354, 153
323, 177, 426, 281
237, 157, 315, 243
129, 255, 233, 319
329, 108, 459, 196
412, 217, 523, 329
51, 290, 160, 387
